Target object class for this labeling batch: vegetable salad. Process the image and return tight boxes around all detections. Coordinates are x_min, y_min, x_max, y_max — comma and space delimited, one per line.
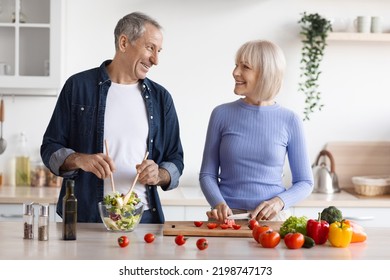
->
101, 192, 143, 231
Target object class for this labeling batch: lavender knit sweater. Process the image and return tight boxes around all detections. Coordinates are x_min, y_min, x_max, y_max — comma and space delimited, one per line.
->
199, 99, 313, 211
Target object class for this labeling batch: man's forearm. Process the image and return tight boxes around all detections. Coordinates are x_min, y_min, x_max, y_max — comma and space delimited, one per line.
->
157, 168, 171, 187
60, 152, 80, 172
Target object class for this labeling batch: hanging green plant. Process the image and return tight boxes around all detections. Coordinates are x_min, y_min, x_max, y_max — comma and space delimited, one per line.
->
298, 12, 332, 121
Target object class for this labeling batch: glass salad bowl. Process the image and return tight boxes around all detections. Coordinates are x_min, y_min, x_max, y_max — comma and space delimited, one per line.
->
98, 192, 144, 232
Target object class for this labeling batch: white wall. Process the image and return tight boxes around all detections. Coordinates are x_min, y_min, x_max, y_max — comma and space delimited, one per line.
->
1, 0, 390, 186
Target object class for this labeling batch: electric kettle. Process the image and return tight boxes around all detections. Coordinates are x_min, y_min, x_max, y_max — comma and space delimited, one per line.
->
312, 149, 341, 194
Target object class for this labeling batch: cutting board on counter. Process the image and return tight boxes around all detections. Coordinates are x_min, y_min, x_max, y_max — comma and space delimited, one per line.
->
163, 221, 282, 238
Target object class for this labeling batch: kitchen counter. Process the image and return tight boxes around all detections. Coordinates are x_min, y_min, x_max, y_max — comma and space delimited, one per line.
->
0, 186, 60, 204
158, 186, 390, 208
0, 221, 388, 260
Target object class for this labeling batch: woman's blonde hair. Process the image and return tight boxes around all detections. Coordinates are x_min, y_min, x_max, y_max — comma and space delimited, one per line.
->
235, 40, 286, 101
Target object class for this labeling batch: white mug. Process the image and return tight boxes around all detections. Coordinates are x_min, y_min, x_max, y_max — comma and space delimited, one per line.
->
355, 16, 370, 33
371, 16, 382, 33
0, 63, 11, 75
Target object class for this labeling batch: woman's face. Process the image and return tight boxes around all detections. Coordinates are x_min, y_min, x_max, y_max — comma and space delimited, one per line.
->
232, 61, 259, 99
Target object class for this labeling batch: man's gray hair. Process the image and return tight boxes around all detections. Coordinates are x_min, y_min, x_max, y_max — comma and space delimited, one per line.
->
114, 12, 162, 49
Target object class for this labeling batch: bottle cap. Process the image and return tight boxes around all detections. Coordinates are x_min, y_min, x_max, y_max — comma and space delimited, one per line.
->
39, 203, 49, 216
23, 201, 34, 215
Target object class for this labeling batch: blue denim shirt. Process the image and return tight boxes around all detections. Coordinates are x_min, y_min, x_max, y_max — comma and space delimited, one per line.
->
41, 60, 184, 223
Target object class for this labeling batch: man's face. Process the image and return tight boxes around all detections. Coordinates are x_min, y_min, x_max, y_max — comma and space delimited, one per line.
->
124, 23, 163, 82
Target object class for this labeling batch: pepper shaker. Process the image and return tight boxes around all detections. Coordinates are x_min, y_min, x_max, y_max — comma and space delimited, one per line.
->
38, 203, 49, 241
23, 202, 34, 239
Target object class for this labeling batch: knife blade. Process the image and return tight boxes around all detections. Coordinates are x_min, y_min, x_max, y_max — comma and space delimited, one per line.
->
226, 213, 252, 220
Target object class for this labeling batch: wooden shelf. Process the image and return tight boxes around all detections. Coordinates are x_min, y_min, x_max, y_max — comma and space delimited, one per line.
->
327, 32, 390, 42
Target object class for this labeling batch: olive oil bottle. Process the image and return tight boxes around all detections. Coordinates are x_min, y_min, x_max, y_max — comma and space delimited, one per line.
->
62, 179, 77, 240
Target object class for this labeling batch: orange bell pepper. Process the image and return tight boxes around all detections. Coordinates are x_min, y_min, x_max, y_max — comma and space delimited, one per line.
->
344, 220, 367, 243
328, 220, 353, 248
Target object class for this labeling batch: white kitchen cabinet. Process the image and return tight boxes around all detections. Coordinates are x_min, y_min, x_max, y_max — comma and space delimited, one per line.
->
163, 205, 210, 221
292, 206, 390, 228
162, 206, 185, 221
0, 0, 62, 92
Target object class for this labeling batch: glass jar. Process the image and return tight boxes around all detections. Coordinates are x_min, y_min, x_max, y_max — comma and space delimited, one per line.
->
15, 132, 31, 186
23, 201, 34, 239
38, 204, 49, 241
30, 160, 46, 187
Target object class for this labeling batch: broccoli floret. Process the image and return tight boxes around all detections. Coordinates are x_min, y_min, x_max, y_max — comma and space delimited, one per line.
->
320, 206, 343, 224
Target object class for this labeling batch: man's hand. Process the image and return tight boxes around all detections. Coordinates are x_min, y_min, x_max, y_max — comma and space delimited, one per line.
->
136, 160, 171, 187
61, 152, 116, 179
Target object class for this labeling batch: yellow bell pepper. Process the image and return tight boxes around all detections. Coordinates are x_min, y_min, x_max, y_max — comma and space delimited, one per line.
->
328, 220, 353, 248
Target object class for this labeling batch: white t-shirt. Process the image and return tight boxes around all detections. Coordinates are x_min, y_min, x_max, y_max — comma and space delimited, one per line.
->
103, 82, 149, 209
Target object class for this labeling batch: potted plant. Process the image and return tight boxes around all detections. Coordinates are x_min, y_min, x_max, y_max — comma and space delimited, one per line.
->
298, 12, 332, 121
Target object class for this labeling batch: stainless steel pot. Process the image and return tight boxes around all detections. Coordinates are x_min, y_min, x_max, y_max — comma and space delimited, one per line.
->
312, 150, 340, 194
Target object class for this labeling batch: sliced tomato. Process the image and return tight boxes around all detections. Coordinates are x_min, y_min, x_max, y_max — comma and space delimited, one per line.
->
232, 224, 241, 230
193, 221, 204, 227
220, 223, 229, 229
225, 219, 235, 228
207, 222, 218, 229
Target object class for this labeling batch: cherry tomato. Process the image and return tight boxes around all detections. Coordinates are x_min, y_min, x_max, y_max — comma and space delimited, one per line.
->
252, 224, 271, 243
284, 232, 305, 249
194, 221, 203, 227
248, 219, 259, 230
220, 223, 229, 229
258, 230, 281, 248
144, 233, 155, 243
117, 235, 129, 248
207, 222, 218, 229
232, 224, 241, 230
196, 238, 208, 250
175, 235, 187, 246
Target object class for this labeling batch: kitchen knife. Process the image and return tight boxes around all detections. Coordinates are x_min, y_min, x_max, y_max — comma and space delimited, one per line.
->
226, 213, 252, 220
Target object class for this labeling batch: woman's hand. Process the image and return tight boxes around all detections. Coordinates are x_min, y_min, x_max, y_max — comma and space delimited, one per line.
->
252, 197, 285, 221
206, 202, 233, 223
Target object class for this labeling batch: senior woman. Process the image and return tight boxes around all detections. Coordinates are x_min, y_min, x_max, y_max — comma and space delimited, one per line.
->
199, 40, 313, 224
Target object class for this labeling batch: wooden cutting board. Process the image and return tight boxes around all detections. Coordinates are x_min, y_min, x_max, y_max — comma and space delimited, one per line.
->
163, 221, 282, 238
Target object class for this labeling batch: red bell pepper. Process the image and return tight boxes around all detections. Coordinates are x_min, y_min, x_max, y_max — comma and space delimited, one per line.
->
306, 212, 329, 245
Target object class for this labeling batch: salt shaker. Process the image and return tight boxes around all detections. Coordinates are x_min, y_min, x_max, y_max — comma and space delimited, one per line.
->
38, 203, 49, 241
23, 202, 34, 239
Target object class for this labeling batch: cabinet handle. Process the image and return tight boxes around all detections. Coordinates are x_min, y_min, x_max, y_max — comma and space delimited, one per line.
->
343, 216, 374, 221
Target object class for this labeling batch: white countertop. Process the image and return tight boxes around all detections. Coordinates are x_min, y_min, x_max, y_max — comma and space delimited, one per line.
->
0, 221, 388, 260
